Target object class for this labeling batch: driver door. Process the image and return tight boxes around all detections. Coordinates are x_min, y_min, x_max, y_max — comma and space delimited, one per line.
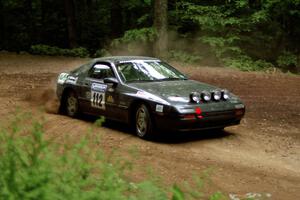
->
80, 62, 117, 116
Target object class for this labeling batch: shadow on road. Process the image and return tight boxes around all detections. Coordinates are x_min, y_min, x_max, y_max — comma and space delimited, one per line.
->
78, 114, 133, 133
78, 114, 235, 144
152, 129, 234, 144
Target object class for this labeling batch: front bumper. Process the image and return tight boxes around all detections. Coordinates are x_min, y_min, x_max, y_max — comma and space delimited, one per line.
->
154, 109, 245, 132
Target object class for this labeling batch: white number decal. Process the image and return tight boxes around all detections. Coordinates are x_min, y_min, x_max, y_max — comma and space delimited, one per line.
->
91, 91, 105, 109
57, 73, 69, 84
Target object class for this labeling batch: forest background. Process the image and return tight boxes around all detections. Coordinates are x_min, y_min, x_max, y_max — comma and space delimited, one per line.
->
1, 0, 299, 73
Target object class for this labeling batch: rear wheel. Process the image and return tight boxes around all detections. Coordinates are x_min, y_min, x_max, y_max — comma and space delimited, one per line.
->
65, 91, 79, 117
135, 104, 153, 139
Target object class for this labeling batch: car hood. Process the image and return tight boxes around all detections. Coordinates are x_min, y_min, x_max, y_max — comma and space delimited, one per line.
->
128, 80, 220, 103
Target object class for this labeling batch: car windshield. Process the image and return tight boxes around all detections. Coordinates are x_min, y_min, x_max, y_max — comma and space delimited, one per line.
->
117, 61, 187, 83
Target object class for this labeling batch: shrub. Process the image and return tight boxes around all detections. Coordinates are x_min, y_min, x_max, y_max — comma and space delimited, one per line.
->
0, 112, 167, 200
68, 47, 90, 58
111, 28, 157, 47
276, 51, 298, 72
168, 50, 202, 64
110, 27, 156, 55
93, 49, 111, 58
30, 45, 89, 57
2, 111, 260, 200
224, 55, 274, 72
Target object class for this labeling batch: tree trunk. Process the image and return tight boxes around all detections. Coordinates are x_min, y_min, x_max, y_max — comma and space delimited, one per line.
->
86, 0, 92, 8
153, 0, 168, 58
64, 0, 77, 48
25, 0, 33, 46
0, 0, 4, 48
111, 0, 123, 38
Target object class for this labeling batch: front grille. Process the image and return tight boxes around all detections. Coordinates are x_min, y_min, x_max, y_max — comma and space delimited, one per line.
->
203, 110, 235, 117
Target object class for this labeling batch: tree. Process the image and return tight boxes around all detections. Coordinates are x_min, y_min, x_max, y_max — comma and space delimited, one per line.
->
0, 0, 3, 49
1, 0, 299, 72
64, 0, 77, 48
153, 0, 168, 57
111, 0, 123, 38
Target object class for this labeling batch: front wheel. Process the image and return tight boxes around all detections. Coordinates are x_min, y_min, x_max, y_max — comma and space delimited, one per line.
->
65, 91, 79, 117
135, 104, 153, 139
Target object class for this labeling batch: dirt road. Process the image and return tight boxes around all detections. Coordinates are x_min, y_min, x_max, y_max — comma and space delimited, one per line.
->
0, 52, 299, 199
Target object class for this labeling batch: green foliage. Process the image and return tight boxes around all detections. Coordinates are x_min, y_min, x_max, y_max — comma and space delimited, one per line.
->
111, 27, 156, 55
1, 0, 300, 73
0, 113, 164, 199
112, 28, 157, 47
94, 116, 106, 127
224, 55, 274, 72
173, 0, 300, 73
177, 1, 255, 63
171, 185, 185, 200
30, 45, 89, 57
179, 3, 241, 31
209, 192, 226, 200
137, 14, 151, 25
276, 51, 298, 69
69, 47, 90, 58
0, 112, 229, 200
170, 169, 227, 200
93, 49, 111, 58
168, 50, 202, 64
200, 36, 242, 59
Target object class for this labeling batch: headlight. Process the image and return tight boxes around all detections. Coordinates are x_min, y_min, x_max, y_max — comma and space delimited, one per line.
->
190, 92, 200, 103
212, 90, 222, 101
222, 90, 230, 100
201, 91, 211, 102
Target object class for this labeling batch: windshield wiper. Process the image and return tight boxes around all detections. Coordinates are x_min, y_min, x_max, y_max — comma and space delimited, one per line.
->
159, 77, 187, 81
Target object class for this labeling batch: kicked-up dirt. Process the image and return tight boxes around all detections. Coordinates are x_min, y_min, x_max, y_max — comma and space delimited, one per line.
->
0, 52, 299, 199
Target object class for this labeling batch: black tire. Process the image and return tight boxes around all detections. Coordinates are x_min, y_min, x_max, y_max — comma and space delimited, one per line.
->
64, 91, 79, 117
135, 104, 153, 139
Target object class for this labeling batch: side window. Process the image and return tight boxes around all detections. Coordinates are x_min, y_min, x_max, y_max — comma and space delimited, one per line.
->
89, 64, 114, 79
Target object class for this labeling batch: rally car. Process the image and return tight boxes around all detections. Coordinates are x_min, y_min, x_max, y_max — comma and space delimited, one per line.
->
56, 56, 245, 139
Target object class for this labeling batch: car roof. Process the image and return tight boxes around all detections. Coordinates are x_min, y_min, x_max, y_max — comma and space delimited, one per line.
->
91, 56, 161, 63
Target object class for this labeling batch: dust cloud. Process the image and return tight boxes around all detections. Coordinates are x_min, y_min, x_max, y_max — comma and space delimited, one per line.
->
104, 30, 218, 66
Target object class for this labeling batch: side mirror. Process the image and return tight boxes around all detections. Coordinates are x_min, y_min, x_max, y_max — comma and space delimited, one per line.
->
104, 77, 118, 86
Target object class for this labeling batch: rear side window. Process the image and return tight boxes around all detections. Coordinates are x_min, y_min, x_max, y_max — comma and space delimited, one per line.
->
89, 63, 114, 79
